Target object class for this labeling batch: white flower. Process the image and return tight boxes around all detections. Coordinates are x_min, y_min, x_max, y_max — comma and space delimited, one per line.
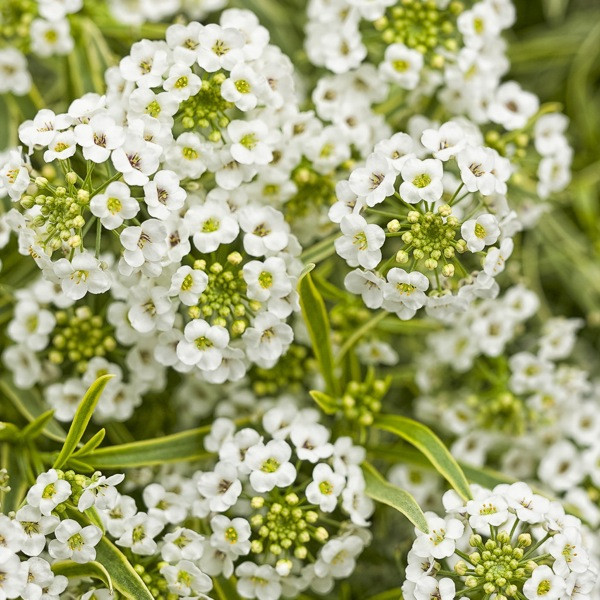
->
143, 483, 187, 524
23, 557, 68, 600
48, 520, 102, 563
78, 473, 124, 512
16, 506, 58, 557
348, 153, 396, 207
7, 299, 55, 351
43, 130, 77, 162
38, 0, 83, 21
489, 81, 540, 131
177, 319, 230, 370
119, 39, 169, 87
116, 512, 164, 555
111, 135, 162, 186
522, 565, 567, 600
90, 181, 139, 230
238, 206, 290, 256
169, 266, 208, 306
314, 535, 364, 579
197, 462, 242, 512
412, 512, 464, 559
244, 439, 296, 492
335, 214, 385, 269
53, 252, 111, 299
374, 132, 416, 172
74, 113, 125, 163
547, 527, 589, 576
0, 150, 30, 200
185, 200, 240, 253
120, 219, 167, 269
210, 515, 251, 556
197, 24, 245, 72
0, 49, 31, 96
235, 562, 281, 600
457, 3, 501, 49
127, 88, 179, 124
221, 64, 267, 111
100, 494, 137, 538
165, 133, 214, 179
161, 560, 212, 596
243, 257, 292, 302
165, 22, 203, 66
306, 464, 345, 512
163, 64, 202, 100
466, 493, 509, 529
461, 214, 500, 252
483, 237, 514, 277
414, 577, 456, 600
0, 548, 27, 599
457, 146, 498, 195
242, 311, 293, 367
382, 268, 429, 320
496, 482, 549, 524
161, 528, 205, 563
290, 423, 333, 463
30, 18, 74, 57
228, 119, 273, 165
142, 170, 186, 220
26, 470, 72, 515
18, 109, 72, 152
379, 43, 423, 89
344, 269, 384, 309
421, 122, 467, 161
399, 158, 444, 204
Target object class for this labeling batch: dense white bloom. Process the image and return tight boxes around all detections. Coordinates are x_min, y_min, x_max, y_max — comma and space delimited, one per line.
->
90, 181, 138, 229
335, 214, 385, 269
244, 440, 296, 492
48, 520, 102, 563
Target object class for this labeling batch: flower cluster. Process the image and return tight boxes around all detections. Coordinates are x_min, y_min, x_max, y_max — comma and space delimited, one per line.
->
403, 482, 597, 600
39, 403, 372, 600
1, 11, 310, 381
333, 118, 516, 319
0, 468, 122, 599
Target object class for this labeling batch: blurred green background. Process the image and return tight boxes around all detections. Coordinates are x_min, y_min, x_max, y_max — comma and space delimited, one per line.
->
508, 0, 600, 325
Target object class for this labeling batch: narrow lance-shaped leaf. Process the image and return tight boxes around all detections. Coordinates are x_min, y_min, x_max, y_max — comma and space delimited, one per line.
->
20, 410, 56, 441
73, 428, 106, 457
0, 376, 66, 442
94, 536, 154, 600
373, 415, 472, 501
298, 268, 339, 396
309, 390, 338, 415
362, 462, 428, 533
81, 425, 213, 469
51, 561, 113, 592
53, 375, 113, 470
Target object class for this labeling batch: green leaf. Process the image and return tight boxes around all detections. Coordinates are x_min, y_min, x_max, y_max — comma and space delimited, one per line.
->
53, 375, 113, 470
362, 462, 428, 533
0, 422, 20, 442
82, 425, 212, 469
373, 415, 472, 501
20, 410, 56, 441
0, 376, 66, 442
213, 576, 241, 600
308, 390, 338, 415
51, 560, 113, 592
73, 428, 106, 457
298, 270, 339, 396
95, 537, 154, 600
